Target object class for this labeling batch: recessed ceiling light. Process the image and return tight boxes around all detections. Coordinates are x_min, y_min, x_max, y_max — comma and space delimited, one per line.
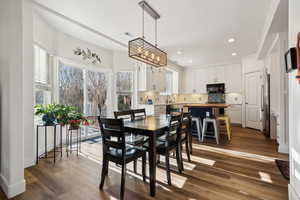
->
124, 32, 132, 37
228, 38, 235, 43
177, 51, 182, 55
232, 52, 237, 56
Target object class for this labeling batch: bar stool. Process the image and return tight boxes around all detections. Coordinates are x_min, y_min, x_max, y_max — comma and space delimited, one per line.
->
218, 115, 232, 140
202, 118, 220, 144
191, 117, 202, 142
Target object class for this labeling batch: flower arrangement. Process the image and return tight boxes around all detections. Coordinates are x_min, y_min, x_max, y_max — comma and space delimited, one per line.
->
67, 110, 89, 130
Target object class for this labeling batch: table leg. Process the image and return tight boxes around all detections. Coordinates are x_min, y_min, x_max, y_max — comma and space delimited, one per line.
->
148, 132, 157, 197
54, 126, 56, 164
36, 126, 39, 164
45, 127, 47, 158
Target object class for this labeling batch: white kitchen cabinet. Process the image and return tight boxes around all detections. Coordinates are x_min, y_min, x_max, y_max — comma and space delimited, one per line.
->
226, 105, 242, 124
183, 70, 195, 93
208, 66, 225, 83
183, 64, 242, 94
137, 64, 166, 92
225, 64, 242, 93
195, 69, 208, 93
138, 104, 154, 115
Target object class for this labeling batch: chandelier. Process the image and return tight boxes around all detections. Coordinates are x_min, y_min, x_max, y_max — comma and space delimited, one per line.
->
128, 1, 167, 67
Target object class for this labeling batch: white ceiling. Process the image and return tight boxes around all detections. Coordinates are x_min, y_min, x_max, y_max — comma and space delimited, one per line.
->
33, 0, 273, 67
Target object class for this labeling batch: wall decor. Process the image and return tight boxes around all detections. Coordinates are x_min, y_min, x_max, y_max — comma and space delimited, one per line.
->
73, 47, 101, 64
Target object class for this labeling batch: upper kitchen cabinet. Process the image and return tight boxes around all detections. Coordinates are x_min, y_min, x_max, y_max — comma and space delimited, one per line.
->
224, 64, 242, 93
183, 69, 195, 93
207, 66, 225, 84
195, 69, 208, 93
137, 63, 166, 92
183, 64, 242, 94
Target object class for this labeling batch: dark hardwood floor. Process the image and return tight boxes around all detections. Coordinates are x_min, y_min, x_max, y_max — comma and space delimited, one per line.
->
1, 126, 289, 200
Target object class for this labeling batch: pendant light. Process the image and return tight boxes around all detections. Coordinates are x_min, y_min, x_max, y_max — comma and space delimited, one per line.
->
128, 1, 167, 67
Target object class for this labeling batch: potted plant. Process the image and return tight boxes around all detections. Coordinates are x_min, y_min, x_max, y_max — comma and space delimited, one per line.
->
68, 110, 89, 130
56, 105, 76, 126
34, 104, 60, 126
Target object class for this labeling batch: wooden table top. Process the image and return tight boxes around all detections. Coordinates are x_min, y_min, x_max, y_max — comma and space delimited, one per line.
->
184, 103, 229, 108
124, 115, 170, 131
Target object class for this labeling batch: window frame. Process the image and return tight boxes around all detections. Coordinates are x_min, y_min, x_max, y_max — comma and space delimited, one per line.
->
115, 71, 134, 111
54, 57, 113, 139
33, 44, 53, 106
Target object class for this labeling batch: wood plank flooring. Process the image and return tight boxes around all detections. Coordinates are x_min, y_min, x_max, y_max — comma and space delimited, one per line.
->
1, 126, 289, 200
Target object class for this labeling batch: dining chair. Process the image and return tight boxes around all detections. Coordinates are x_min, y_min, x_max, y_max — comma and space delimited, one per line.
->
180, 112, 192, 166
114, 110, 147, 173
155, 114, 183, 185
98, 117, 147, 200
132, 108, 146, 121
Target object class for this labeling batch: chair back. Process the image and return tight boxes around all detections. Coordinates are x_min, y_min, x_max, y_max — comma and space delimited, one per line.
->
98, 117, 126, 155
114, 110, 133, 121
132, 109, 146, 121
165, 114, 182, 145
181, 112, 192, 135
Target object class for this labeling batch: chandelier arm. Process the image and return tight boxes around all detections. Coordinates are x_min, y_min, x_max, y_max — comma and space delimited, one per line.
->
142, 4, 145, 39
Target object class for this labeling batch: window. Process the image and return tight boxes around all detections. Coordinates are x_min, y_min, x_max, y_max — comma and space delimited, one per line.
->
165, 70, 173, 95
34, 45, 49, 84
34, 45, 51, 106
116, 72, 133, 111
58, 62, 84, 112
58, 61, 109, 138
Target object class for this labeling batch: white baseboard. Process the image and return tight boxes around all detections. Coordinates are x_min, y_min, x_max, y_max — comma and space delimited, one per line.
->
278, 144, 289, 154
289, 184, 300, 200
24, 158, 35, 168
0, 174, 26, 199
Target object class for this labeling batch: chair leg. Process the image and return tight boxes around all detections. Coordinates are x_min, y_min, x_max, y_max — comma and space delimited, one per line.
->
99, 158, 108, 190
133, 160, 137, 174
165, 153, 171, 185
142, 155, 146, 182
120, 163, 126, 200
213, 121, 219, 144
195, 119, 201, 142
225, 119, 231, 140
185, 140, 191, 162
176, 147, 183, 173
189, 132, 193, 155
202, 121, 207, 142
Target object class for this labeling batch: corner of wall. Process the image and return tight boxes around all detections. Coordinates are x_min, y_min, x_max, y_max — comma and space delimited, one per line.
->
0, 174, 26, 199
289, 184, 300, 200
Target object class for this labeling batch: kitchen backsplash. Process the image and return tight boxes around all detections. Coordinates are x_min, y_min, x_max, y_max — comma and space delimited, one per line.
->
138, 92, 243, 105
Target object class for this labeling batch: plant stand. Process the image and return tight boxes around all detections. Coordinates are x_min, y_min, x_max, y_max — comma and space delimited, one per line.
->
66, 127, 81, 157
36, 124, 63, 164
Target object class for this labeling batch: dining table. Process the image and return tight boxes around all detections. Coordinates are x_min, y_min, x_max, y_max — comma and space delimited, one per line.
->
123, 115, 170, 197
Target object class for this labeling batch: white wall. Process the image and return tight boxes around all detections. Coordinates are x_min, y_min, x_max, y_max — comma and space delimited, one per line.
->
263, 32, 289, 153
0, 0, 34, 198
288, 0, 300, 199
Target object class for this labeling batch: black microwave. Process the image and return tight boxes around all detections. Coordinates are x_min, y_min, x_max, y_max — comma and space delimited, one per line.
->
206, 83, 225, 94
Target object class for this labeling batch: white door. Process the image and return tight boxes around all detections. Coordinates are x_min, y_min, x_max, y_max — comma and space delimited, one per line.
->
245, 71, 262, 130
